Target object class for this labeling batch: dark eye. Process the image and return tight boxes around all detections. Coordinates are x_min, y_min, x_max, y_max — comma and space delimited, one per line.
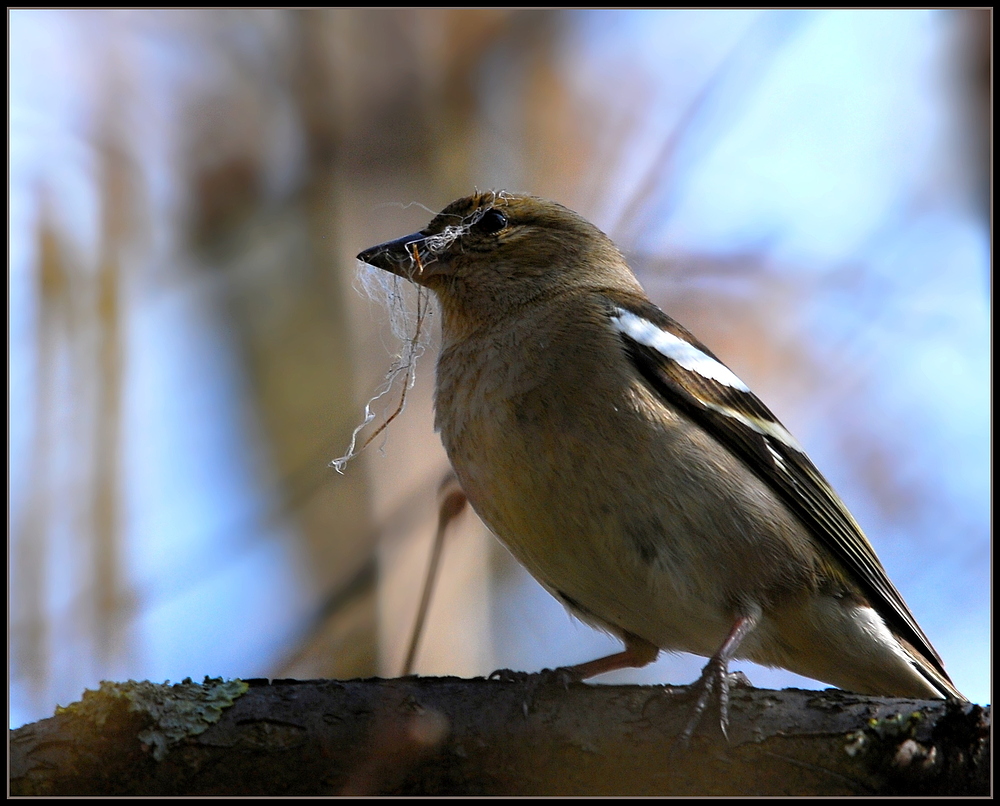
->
474, 209, 507, 235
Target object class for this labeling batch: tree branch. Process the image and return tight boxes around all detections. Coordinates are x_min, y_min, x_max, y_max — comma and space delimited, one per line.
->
10, 677, 989, 796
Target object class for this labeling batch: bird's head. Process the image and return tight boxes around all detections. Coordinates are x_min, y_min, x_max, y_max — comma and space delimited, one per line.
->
357, 191, 643, 332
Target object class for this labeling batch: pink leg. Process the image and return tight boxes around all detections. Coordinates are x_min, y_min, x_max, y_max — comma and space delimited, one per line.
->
490, 632, 660, 719
563, 633, 660, 680
681, 609, 760, 745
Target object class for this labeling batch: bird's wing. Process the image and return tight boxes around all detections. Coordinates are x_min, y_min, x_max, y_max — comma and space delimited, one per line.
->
603, 291, 954, 691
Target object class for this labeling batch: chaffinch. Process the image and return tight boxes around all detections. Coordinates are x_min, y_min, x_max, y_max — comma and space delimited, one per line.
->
356, 191, 964, 735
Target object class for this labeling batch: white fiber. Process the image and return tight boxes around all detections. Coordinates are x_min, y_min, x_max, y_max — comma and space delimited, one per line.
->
331, 261, 434, 473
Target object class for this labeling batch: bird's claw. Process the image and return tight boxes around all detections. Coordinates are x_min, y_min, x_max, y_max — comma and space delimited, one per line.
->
727, 670, 753, 689
487, 668, 529, 683
677, 662, 749, 747
488, 666, 580, 688
537, 666, 579, 690
487, 666, 582, 718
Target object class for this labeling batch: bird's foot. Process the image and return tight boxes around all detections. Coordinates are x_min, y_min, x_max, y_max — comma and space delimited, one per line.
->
677, 661, 751, 747
672, 611, 759, 748
488, 666, 580, 688
727, 670, 753, 689
487, 668, 528, 684
488, 666, 581, 718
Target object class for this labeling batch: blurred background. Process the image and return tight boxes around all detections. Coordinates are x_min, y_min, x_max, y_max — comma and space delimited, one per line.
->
9, 9, 990, 729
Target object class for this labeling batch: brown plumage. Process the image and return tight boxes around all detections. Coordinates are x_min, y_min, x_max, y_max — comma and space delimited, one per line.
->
357, 191, 964, 733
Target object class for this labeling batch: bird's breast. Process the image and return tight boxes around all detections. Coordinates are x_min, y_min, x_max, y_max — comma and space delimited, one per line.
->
432, 314, 826, 658
433, 325, 729, 650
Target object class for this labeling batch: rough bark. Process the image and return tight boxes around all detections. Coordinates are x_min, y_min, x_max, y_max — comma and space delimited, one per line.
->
9, 676, 990, 796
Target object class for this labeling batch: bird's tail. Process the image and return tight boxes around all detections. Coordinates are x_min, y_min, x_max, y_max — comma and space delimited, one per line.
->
899, 637, 967, 701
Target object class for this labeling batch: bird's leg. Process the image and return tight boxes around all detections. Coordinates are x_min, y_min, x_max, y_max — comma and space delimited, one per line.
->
562, 632, 660, 681
489, 633, 659, 718
680, 608, 760, 745
490, 631, 659, 684
489, 632, 660, 683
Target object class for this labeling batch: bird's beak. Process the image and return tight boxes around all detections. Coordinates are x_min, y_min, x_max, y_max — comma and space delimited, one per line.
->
357, 231, 428, 281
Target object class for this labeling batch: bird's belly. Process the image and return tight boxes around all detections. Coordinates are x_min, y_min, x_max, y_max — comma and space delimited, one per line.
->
435, 334, 828, 659
443, 399, 797, 658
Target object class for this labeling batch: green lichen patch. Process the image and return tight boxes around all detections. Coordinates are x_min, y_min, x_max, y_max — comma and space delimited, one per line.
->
57, 676, 249, 760
844, 710, 925, 758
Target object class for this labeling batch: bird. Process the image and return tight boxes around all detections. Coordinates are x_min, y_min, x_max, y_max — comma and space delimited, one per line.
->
356, 190, 964, 738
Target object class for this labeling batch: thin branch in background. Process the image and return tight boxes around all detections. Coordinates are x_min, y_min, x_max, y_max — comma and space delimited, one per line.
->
613, 11, 812, 252
92, 132, 131, 663
11, 200, 67, 695
401, 472, 468, 676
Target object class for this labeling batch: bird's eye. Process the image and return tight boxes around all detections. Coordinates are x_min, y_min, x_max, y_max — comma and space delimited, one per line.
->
473, 209, 507, 235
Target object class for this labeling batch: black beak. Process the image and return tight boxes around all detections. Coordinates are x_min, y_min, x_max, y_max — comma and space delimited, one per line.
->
356, 231, 426, 276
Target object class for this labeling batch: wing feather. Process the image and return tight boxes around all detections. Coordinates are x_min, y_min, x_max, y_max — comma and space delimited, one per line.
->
604, 292, 952, 687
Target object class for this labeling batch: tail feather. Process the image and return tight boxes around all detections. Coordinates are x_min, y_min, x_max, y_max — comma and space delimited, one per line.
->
899, 636, 966, 701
